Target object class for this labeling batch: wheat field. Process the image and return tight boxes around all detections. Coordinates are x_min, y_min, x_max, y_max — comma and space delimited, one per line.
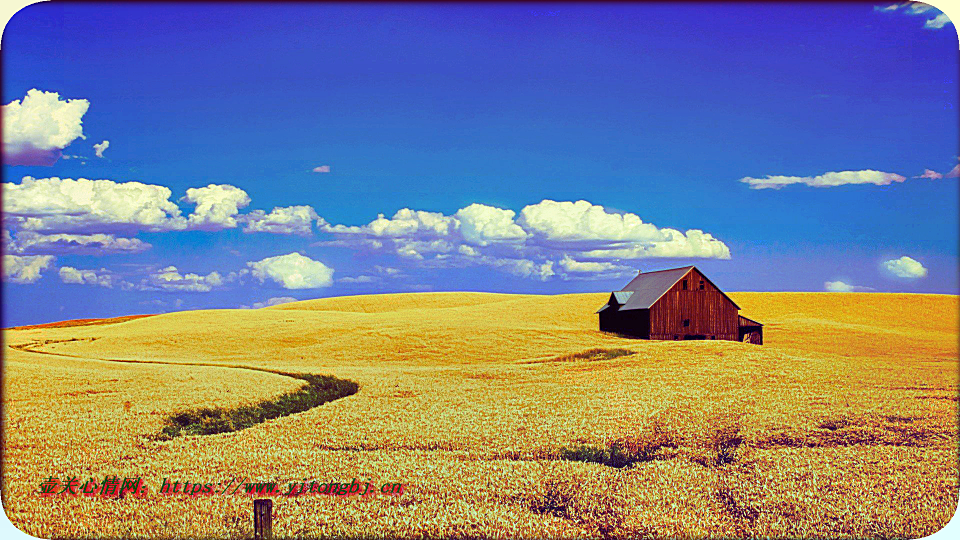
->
2, 292, 958, 539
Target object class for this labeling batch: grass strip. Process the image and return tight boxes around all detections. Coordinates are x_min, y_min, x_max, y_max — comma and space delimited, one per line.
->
551, 347, 636, 363
157, 372, 358, 440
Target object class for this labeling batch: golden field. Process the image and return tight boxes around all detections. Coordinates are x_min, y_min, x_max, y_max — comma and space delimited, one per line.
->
2, 291, 958, 539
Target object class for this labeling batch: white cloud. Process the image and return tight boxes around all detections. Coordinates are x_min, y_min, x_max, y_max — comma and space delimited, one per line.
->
183, 184, 251, 230
478, 256, 555, 281
338, 275, 378, 284
915, 169, 944, 180
93, 140, 109, 158
924, 12, 951, 28
140, 266, 224, 292
824, 280, 875, 292
3, 176, 187, 232
825, 280, 854, 292
555, 255, 633, 281
374, 266, 404, 277
312, 165, 331, 173
11, 231, 150, 254
59, 266, 126, 288
325, 208, 458, 238
739, 170, 906, 190
916, 159, 959, 180
3, 255, 54, 284
243, 205, 322, 235
946, 161, 960, 179
241, 296, 299, 309
876, 3, 952, 29
247, 252, 334, 289
455, 203, 527, 246
458, 244, 480, 257
558, 255, 626, 273
882, 256, 928, 279
2, 89, 89, 166
518, 200, 731, 259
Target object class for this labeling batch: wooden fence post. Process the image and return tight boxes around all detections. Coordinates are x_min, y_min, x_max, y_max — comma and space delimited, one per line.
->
254, 499, 273, 540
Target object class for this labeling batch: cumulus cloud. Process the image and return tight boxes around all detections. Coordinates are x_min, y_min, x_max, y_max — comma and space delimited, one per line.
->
59, 266, 127, 288
243, 205, 322, 235
739, 170, 906, 190
518, 200, 731, 259
93, 140, 109, 158
325, 208, 458, 238
882, 256, 928, 279
824, 280, 874, 292
2, 89, 89, 166
3, 176, 186, 232
241, 296, 299, 309
139, 266, 224, 292
312, 165, 331, 173
455, 204, 527, 246
247, 252, 334, 289
3, 255, 54, 283
182, 184, 251, 231
10, 231, 150, 255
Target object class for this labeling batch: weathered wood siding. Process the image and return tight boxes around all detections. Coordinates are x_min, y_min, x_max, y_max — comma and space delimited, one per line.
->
648, 268, 739, 340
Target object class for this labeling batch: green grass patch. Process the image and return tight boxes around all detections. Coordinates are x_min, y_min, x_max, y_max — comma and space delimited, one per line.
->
559, 424, 677, 468
157, 372, 358, 440
551, 347, 636, 363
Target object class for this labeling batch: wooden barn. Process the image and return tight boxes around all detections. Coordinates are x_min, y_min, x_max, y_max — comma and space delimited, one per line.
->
596, 266, 763, 344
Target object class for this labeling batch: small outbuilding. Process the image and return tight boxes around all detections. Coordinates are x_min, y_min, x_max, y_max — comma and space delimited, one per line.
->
596, 265, 762, 344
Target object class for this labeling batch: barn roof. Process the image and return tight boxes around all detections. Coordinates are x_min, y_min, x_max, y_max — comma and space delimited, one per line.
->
596, 265, 741, 312
616, 266, 696, 310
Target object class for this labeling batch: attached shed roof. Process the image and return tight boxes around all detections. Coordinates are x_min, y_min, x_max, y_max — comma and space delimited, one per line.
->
595, 291, 634, 313
595, 265, 742, 313
738, 315, 764, 327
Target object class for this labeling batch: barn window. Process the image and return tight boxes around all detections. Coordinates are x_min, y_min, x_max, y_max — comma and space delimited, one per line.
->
683, 319, 690, 327
682, 279, 688, 290
699, 280, 705, 290
673, 335, 679, 340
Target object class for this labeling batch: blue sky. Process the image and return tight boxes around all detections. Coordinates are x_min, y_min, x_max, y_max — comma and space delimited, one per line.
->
2, 3, 958, 325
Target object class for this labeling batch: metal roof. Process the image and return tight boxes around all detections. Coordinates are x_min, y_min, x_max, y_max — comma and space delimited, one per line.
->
595, 265, 742, 313
617, 266, 695, 310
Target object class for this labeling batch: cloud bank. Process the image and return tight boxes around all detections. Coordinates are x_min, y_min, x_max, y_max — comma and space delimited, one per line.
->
320, 199, 730, 280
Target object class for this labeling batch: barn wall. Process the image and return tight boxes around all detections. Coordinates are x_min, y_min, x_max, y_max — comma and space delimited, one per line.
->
648, 268, 739, 340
